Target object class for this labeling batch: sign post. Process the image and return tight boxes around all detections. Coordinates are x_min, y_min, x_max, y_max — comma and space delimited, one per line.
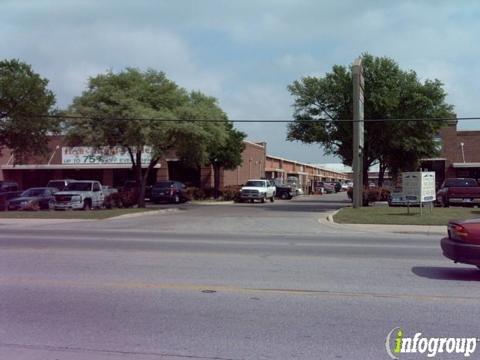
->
352, 57, 365, 208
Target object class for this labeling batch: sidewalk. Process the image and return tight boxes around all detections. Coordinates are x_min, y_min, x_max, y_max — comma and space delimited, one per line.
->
0, 208, 181, 228
319, 210, 446, 236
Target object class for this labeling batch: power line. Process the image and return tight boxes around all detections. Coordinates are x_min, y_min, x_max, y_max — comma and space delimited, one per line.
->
28, 114, 480, 123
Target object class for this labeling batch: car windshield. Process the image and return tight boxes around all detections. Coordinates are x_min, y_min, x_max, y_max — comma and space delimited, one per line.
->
47, 181, 66, 189
245, 181, 266, 187
21, 188, 47, 197
153, 181, 175, 189
65, 182, 93, 191
444, 179, 478, 187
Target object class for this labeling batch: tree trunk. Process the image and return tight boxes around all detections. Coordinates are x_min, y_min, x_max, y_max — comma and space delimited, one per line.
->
135, 150, 146, 208
363, 157, 370, 188
213, 164, 221, 199
378, 161, 385, 188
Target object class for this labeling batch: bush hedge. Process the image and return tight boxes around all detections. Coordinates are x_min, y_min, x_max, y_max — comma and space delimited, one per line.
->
185, 186, 242, 201
346, 187, 390, 205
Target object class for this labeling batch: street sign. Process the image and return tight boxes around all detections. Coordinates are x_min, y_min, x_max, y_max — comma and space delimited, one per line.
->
402, 171, 436, 203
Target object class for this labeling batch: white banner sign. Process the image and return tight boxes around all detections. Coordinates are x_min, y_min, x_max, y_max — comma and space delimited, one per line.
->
402, 171, 436, 202
62, 147, 152, 165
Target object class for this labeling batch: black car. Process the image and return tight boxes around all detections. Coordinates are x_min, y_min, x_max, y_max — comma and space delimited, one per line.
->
8, 187, 58, 210
275, 185, 294, 200
150, 181, 187, 204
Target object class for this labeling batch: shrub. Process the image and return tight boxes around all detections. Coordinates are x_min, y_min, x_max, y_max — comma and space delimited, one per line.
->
104, 192, 122, 209
104, 191, 138, 208
22, 200, 40, 211
347, 187, 390, 205
221, 185, 242, 201
185, 187, 206, 200
119, 190, 138, 208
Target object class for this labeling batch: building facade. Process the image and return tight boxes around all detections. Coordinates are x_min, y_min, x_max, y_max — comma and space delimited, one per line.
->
421, 119, 480, 187
1, 137, 347, 190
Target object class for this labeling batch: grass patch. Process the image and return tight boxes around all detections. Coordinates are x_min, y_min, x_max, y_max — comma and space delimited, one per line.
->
333, 206, 480, 226
0, 208, 158, 220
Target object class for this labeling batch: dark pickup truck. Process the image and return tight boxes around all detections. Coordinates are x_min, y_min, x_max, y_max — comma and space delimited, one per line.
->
0, 181, 22, 211
436, 178, 480, 207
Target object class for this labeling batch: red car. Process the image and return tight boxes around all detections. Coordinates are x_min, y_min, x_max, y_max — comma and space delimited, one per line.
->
441, 218, 480, 269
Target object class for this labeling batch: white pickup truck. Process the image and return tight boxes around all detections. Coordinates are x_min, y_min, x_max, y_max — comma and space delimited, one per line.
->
53, 180, 105, 210
240, 179, 276, 203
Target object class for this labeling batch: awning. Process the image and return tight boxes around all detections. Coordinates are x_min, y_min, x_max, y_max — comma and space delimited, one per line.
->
452, 163, 480, 168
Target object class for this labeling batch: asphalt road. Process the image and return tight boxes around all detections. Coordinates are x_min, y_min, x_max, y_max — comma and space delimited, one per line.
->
1, 194, 479, 360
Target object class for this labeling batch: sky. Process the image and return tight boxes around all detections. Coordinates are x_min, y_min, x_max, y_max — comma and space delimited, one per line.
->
2, 0, 480, 164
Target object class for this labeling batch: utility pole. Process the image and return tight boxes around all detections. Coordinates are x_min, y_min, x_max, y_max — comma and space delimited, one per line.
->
352, 57, 364, 208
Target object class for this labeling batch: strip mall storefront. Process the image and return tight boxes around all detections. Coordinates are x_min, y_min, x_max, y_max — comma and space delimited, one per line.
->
0, 137, 267, 190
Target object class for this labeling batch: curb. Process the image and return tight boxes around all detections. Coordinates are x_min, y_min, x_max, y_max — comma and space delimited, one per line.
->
106, 208, 181, 220
322, 209, 445, 236
326, 209, 341, 224
190, 201, 235, 206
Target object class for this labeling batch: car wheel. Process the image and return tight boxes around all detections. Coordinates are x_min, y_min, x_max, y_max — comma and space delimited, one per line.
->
261, 196, 266, 203
249, 199, 254, 203
174, 195, 180, 204
281, 193, 288, 200
83, 200, 91, 211
270, 196, 274, 203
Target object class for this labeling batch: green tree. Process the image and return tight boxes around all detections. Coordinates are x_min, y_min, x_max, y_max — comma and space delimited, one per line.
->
287, 54, 454, 185
65, 68, 229, 207
208, 121, 246, 198
0, 59, 56, 161
174, 91, 246, 197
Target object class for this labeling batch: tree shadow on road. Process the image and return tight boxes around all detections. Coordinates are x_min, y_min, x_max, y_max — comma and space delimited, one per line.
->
412, 266, 480, 281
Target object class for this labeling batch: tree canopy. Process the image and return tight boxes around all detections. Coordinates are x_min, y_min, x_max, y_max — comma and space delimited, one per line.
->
287, 54, 454, 184
0, 59, 56, 161
65, 68, 242, 205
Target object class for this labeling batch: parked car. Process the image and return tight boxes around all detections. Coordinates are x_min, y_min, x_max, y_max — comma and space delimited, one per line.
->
275, 184, 294, 200
54, 180, 105, 210
0, 181, 19, 193
441, 218, 480, 270
150, 181, 188, 204
322, 182, 335, 194
8, 187, 58, 210
334, 182, 342, 193
239, 179, 276, 203
388, 188, 419, 207
46, 179, 76, 191
436, 178, 480, 207
0, 181, 22, 211
102, 185, 118, 197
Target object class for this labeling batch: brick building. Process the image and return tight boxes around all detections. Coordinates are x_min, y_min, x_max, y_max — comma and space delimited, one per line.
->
4, 137, 346, 190
265, 155, 348, 192
421, 119, 480, 186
